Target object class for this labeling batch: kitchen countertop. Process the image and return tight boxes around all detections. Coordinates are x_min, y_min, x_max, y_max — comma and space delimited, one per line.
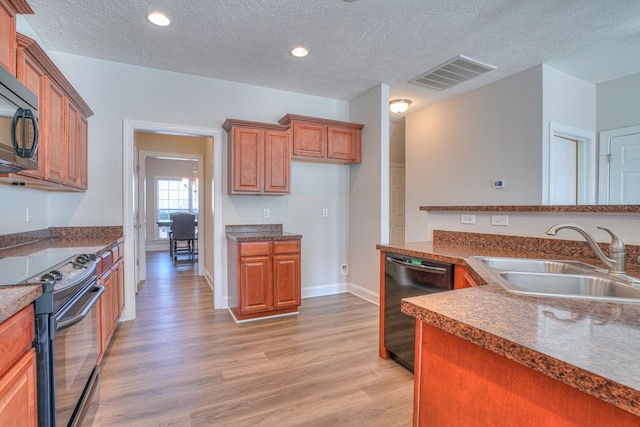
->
226, 224, 302, 242
378, 240, 640, 417
0, 234, 123, 324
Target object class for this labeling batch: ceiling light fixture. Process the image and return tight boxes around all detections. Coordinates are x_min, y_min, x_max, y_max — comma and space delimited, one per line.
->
290, 46, 309, 58
147, 12, 171, 27
389, 99, 412, 114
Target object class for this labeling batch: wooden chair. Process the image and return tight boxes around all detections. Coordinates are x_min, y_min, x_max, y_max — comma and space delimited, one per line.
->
170, 213, 196, 263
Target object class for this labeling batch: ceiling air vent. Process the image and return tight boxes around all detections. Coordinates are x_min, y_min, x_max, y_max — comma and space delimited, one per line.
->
410, 55, 496, 91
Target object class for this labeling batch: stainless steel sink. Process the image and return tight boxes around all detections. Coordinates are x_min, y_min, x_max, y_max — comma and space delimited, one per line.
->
471, 256, 640, 303
498, 271, 640, 302
474, 256, 595, 275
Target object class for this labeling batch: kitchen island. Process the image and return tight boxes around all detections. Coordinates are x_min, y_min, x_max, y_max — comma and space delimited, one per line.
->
378, 232, 640, 426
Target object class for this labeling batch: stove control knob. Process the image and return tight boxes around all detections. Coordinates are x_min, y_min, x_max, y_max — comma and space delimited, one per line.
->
75, 255, 89, 264
40, 273, 56, 284
50, 270, 63, 280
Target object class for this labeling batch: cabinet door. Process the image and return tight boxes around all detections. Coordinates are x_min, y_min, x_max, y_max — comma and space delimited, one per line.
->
327, 126, 359, 162
44, 78, 66, 184
273, 254, 301, 309
65, 100, 80, 187
99, 271, 113, 358
231, 127, 263, 193
239, 256, 272, 313
264, 131, 291, 194
0, 3, 15, 74
78, 115, 88, 189
453, 265, 480, 289
15, 47, 45, 179
0, 349, 37, 427
292, 121, 326, 158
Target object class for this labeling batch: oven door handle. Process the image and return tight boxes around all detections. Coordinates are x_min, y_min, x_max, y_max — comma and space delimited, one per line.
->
56, 285, 105, 332
386, 257, 448, 274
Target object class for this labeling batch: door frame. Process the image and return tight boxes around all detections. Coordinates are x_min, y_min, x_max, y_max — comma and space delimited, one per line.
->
122, 120, 224, 321
138, 150, 204, 280
598, 124, 640, 204
544, 122, 596, 205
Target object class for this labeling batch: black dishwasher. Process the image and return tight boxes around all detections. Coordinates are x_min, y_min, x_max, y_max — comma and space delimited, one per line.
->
384, 253, 453, 372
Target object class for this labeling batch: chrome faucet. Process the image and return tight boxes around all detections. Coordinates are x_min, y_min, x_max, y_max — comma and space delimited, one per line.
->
545, 223, 626, 275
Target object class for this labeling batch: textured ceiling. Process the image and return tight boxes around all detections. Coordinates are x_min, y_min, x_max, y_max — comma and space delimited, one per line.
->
23, 0, 640, 116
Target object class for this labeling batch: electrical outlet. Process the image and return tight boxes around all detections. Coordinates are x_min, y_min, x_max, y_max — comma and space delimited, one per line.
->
460, 214, 475, 224
491, 215, 509, 226
263, 208, 270, 219
322, 208, 328, 218
26, 207, 32, 223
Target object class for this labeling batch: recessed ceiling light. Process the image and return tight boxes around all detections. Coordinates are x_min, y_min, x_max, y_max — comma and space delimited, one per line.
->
290, 46, 309, 58
147, 12, 171, 27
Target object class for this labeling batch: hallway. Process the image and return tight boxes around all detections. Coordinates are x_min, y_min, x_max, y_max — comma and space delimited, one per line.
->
92, 252, 413, 426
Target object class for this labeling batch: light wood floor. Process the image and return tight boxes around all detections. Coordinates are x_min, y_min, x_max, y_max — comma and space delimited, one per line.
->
92, 252, 414, 426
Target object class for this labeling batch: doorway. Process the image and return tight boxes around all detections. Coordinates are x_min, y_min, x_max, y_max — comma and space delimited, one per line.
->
598, 124, 640, 204
122, 120, 224, 322
546, 122, 596, 205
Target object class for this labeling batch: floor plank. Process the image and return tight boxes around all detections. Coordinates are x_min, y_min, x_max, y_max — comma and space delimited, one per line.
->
92, 252, 413, 426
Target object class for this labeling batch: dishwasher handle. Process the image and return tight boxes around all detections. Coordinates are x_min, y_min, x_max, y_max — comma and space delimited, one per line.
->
386, 257, 448, 274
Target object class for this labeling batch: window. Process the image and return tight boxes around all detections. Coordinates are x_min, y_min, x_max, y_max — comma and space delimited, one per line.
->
156, 178, 198, 239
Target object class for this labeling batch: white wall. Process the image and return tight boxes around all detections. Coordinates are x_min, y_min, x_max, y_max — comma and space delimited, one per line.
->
35, 52, 354, 301
405, 66, 543, 242
0, 186, 48, 234
597, 71, 640, 132
348, 84, 389, 302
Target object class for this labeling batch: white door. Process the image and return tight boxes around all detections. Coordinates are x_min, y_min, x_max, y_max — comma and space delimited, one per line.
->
389, 165, 405, 245
549, 135, 578, 205
602, 126, 640, 204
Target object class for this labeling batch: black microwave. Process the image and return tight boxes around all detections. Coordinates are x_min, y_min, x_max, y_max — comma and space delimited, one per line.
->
0, 65, 38, 174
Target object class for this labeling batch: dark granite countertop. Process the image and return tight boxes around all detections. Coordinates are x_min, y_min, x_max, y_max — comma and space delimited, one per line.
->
0, 285, 42, 323
225, 224, 302, 242
378, 240, 640, 417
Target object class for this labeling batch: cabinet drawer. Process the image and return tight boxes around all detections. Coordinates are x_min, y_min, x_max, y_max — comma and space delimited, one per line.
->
0, 305, 34, 379
239, 242, 270, 257
273, 240, 300, 255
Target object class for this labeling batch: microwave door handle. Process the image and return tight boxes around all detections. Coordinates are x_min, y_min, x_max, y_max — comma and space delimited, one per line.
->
55, 285, 105, 332
11, 108, 39, 158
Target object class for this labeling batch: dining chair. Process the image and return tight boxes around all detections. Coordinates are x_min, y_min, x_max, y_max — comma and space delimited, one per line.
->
170, 213, 196, 263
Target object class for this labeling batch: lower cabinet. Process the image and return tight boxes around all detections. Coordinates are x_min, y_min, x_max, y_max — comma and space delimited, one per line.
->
453, 264, 480, 289
0, 305, 38, 427
97, 244, 124, 363
228, 239, 301, 321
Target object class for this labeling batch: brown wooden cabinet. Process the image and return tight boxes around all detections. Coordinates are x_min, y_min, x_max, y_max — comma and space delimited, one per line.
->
0, 304, 37, 427
228, 239, 301, 321
223, 119, 291, 195
278, 114, 363, 164
413, 321, 640, 426
453, 264, 480, 289
0, 0, 32, 74
97, 244, 124, 363
1, 33, 93, 191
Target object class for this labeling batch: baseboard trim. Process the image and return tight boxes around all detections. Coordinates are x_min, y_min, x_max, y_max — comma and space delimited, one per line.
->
346, 282, 379, 305
301, 283, 347, 299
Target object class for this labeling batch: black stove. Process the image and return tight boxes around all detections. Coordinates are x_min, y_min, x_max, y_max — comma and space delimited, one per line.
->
0, 247, 102, 426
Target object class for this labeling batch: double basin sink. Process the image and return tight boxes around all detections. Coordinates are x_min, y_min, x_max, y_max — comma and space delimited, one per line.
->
472, 256, 640, 303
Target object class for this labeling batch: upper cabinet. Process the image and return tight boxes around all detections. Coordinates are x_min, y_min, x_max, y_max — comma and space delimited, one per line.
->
0, 0, 32, 74
6, 33, 94, 191
223, 119, 291, 195
278, 114, 364, 165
